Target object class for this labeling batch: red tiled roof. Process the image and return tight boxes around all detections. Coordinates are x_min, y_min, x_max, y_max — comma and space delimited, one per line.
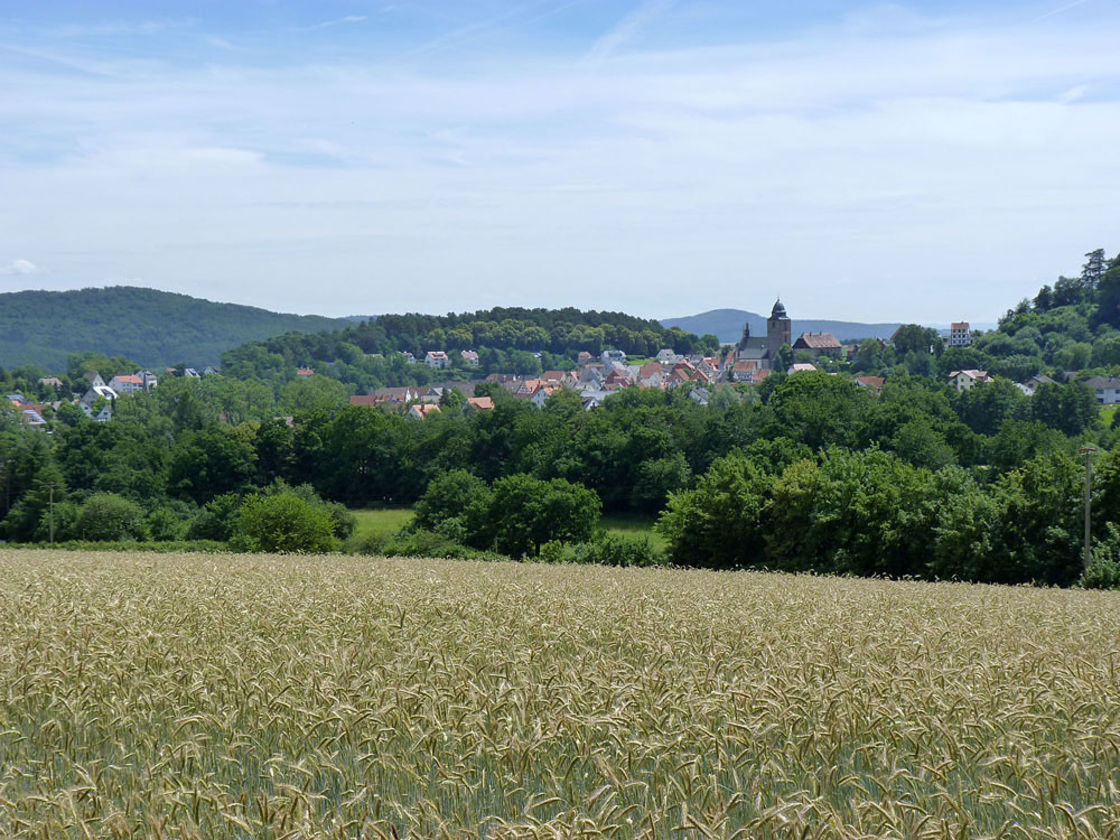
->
794, 332, 842, 349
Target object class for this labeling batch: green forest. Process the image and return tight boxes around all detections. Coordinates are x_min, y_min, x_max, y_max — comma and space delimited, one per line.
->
3, 249, 1120, 588
0, 286, 349, 369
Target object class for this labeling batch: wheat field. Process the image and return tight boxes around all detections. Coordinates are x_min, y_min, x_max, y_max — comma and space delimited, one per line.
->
1, 551, 1119, 838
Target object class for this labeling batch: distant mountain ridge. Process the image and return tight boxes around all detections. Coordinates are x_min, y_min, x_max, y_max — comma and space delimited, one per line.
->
0, 286, 352, 369
660, 308, 902, 344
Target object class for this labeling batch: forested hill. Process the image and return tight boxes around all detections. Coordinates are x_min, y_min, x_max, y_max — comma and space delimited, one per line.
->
221, 306, 715, 381
0, 287, 350, 369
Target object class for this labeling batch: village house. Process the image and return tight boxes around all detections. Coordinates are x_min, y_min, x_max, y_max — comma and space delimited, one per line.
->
656, 349, 682, 364
460, 350, 480, 366
854, 375, 885, 393
21, 407, 47, 427
1084, 376, 1120, 405
603, 368, 633, 389
408, 404, 441, 420
698, 357, 722, 380
80, 379, 117, 408
1014, 374, 1055, 396
578, 364, 605, 384
949, 322, 973, 347
729, 360, 763, 383
788, 363, 818, 374
577, 351, 594, 365
108, 374, 146, 394
541, 370, 574, 386
431, 381, 479, 399
637, 362, 666, 388
350, 385, 432, 408
600, 349, 626, 364
948, 369, 992, 392
792, 332, 842, 357
465, 396, 494, 412
38, 377, 63, 389
424, 351, 450, 369
580, 390, 609, 411
295, 367, 314, 377
77, 401, 113, 422
531, 386, 563, 408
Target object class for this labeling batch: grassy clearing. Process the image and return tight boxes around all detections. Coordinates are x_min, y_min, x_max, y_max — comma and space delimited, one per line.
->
600, 511, 667, 550
2, 550, 1120, 837
1102, 405, 1117, 428
349, 506, 415, 541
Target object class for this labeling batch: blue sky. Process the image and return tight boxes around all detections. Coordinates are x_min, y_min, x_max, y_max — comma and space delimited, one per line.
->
1, 0, 1118, 322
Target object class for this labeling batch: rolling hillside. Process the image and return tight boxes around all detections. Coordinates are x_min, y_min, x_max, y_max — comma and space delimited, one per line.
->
661, 308, 902, 344
0, 287, 352, 369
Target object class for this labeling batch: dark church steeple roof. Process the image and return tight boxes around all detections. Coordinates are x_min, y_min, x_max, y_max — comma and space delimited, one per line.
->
770, 299, 788, 320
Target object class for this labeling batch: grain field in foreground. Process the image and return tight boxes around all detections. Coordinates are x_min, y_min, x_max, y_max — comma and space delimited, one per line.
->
1, 551, 1119, 838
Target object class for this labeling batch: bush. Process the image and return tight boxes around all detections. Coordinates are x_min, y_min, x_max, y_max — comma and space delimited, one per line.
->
262, 481, 357, 540
414, 470, 492, 538
147, 506, 188, 541
347, 526, 504, 562
231, 492, 339, 554
539, 533, 667, 567
186, 492, 245, 541
75, 493, 149, 542
1079, 523, 1120, 589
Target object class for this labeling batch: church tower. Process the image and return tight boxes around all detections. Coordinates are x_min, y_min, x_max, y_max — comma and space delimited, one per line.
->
766, 299, 791, 363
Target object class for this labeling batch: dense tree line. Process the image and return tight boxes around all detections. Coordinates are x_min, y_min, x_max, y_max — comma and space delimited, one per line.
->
2, 364, 1115, 582
657, 443, 1109, 586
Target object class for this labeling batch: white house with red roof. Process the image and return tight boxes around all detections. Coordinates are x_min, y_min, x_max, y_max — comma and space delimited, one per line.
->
108, 374, 145, 394
425, 351, 450, 369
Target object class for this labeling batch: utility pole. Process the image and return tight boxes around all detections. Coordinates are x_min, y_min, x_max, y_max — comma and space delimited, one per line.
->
1080, 447, 1098, 570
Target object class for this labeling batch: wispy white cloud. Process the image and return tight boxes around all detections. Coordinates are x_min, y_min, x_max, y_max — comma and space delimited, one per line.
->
0, 4, 1118, 320
0, 259, 41, 275
585, 0, 674, 65
303, 15, 369, 32
1032, 0, 1095, 23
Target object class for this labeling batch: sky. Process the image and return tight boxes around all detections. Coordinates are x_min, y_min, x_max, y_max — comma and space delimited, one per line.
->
0, 0, 1118, 323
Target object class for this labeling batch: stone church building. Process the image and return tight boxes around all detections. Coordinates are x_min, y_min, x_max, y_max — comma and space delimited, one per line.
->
726, 299, 792, 382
